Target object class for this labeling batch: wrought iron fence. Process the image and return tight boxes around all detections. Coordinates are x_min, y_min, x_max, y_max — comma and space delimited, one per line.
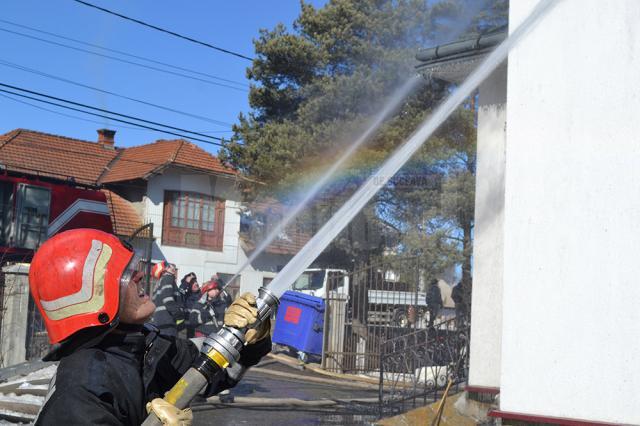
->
377, 316, 469, 416
321, 257, 457, 375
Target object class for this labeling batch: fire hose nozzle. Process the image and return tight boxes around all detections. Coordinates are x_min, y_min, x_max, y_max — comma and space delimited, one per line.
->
255, 286, 279, 324
142, 287, 280, 425
200, 286, 279, 367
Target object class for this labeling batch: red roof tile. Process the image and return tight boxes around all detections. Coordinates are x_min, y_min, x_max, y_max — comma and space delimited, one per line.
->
101, 139, 235, 183
102, 190, 142, 237
0, 129, 118, 185
0, 130, 235, 186
240, 201, 311, 256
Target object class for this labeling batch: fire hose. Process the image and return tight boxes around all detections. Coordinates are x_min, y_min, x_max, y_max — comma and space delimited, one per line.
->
141, 286, 280, 426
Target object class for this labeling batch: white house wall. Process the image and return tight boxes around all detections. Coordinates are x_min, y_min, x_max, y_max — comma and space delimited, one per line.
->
468, 64, 506, 390
501, 1, 640, 423
145, 169, 242, 280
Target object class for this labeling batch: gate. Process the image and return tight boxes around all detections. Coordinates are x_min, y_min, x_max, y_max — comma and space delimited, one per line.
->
377, 317, 469, 415
322, 257, 441, 375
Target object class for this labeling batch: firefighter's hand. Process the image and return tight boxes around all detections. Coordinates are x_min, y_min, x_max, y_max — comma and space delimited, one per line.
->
224, 292, 271, 344
146, 398, 192, 426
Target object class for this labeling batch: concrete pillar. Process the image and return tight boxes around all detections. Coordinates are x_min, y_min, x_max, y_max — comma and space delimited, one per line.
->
0, 264, 30, 367
468, 64, 507, 391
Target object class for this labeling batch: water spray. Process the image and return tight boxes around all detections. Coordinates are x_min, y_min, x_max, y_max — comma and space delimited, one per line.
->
143, 1, 559, 424
228, 75, 424, 285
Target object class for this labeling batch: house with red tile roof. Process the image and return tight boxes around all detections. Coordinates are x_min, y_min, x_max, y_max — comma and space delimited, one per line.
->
0, 128, 307, 300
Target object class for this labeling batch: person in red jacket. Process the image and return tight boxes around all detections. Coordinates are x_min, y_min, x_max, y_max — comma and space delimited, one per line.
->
29, 229, 271, 426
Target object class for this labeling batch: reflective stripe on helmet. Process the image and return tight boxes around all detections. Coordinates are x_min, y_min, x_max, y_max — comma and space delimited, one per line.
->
40, 240, 112, 320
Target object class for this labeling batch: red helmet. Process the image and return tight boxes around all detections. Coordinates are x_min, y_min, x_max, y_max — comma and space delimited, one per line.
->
29, 229, 137, 343
152, 261, 176, 279
200, 280, 220, 295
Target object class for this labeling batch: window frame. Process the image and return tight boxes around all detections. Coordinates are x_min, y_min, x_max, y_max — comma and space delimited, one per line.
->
162, 190, 225, 251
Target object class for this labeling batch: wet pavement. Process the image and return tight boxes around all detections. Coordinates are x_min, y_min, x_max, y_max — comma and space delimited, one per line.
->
192, 360, 382, 425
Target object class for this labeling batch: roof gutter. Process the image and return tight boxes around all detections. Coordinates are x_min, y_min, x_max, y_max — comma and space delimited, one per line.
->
415, 31, 507, 67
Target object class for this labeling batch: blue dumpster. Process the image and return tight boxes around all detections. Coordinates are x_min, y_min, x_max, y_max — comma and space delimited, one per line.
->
273, 291, 324, 356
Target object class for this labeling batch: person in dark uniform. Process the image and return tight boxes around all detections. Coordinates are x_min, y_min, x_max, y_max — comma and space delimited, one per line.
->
183, 274, 201, 338
150, 261, 184, 337
179, 272, 198, 304
189, 278, 232, 337
426, 278, 443, 328
28, 229, 271, 426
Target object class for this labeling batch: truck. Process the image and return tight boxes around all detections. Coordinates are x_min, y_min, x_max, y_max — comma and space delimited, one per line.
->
290, 268, 453, 328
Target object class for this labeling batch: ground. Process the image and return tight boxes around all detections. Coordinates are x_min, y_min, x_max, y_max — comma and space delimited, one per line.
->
377, 392, 477, 426
193, 359, 381, 425
0, 354, 479, 425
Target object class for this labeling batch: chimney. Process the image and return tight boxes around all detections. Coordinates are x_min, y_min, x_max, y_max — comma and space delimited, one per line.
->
97, 129, 116, 148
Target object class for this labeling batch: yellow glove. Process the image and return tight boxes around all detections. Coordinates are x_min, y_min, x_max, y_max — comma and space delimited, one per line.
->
176, 319, 185, 325
224, 292, 271, 344
146, 398, 192, 426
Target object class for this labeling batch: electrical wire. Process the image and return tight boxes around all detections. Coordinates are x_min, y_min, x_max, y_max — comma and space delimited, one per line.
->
0, 19, 249, 88
0, 92, 156, 132
71, 0, 254, 61
0, 82, 224, 142
0, 59, 233, 128
0, 87, 227, 147
0, 27, 248, 92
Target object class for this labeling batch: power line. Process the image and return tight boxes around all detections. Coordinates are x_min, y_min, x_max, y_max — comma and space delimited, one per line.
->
0, 27, 248, 92
0, 59, 233, 128
0, 19, 249, 89
71, 0, 254, 61
0, 82, 224, 142
0, 92, 156, 132
0, 87, 228, 147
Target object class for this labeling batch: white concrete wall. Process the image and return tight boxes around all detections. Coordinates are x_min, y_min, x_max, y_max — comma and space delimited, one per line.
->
501, 1, 640, 423
468, 64, 507, 390
0, 264, 29, 367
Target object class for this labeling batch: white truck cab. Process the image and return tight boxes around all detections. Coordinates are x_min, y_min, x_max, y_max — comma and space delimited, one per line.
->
291, 268, 349, 299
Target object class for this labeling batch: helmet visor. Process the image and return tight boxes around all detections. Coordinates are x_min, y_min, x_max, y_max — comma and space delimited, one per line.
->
118, 250, 149, 309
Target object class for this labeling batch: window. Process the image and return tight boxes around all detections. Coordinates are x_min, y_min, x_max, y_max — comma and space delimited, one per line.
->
162, 191, 225, 251
15, 184, 51, 250
292, 270, 326, 291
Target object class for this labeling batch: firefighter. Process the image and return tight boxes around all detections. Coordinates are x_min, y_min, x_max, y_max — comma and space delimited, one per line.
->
183, 274, 201, 338
189, 279, 231, 337
150, 260, 184, 337
29, 229, 271, 426
179, 272, 198, 304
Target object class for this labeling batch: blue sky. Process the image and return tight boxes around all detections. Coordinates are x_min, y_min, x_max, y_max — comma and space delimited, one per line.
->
0, 0, 326, 153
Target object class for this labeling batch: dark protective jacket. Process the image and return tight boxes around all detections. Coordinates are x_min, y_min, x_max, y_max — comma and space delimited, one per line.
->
188, 291, 231, 337
35, 323, 271, 426
151, 273, 184, 336
426, 283, 443, 311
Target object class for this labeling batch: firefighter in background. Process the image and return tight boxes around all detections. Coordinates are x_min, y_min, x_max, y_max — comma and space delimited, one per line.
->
178, 272, 198, 304
150, 261, 185, 337
182, 273, 202, 338
426, 278, 443, 328
29, 229, 271, 425
189, 277, 232, 337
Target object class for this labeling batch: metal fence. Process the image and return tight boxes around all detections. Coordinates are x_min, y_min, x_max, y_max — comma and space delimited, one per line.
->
377, 317, 469, 416
321, 257, 453, 375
